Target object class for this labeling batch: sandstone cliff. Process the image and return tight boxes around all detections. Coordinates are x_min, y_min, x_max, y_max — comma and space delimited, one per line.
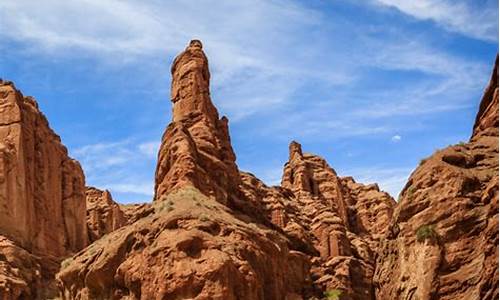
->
374, 56, 499, 300
0, 80, 88, 298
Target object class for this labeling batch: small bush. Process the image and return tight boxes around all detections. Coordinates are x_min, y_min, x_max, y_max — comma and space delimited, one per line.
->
157, 200, 174, 213
419, 158, 428, 165
406, 186, 416, 199
416, 224, 437, 243
457, 141, 466, 146
61, 257, 73, 269
324, 289, 342, 300
199, 214, 209, 222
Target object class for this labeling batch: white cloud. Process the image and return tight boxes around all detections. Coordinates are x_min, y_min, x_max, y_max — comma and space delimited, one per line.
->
374, 0, 498, 41
138, 141, 160, 159
0, 0, 335, 122
71, 139, 158, 201
391, 135, 402, 142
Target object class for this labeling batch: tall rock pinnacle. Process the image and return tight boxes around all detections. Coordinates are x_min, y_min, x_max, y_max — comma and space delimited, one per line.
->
155, 40, 240, 204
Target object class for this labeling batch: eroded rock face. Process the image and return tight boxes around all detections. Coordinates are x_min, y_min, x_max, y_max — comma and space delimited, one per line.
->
0, 80, 88, 298
241, 141, 396, 300
374, 56, 499, 300
58, 186, 311, 299
86, 187, 127, 242
57, 41, 314, 300
155, 40, 240, 205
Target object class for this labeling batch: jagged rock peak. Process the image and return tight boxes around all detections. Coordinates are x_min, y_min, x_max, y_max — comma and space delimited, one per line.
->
289, 140, 304, 159
154, 40, 240, 204
374, 55, 499, 300
170, 39, 218, 123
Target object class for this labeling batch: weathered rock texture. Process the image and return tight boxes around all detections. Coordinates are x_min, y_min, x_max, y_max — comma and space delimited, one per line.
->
57, 41, 314, 299
54, 42, 498, 300
374, 55, 499, 300
86, 187, 127, 242
0, 80, 88, 298
155, 39, 240, 205
241, 141, 396, 300
58, 187, 311, 299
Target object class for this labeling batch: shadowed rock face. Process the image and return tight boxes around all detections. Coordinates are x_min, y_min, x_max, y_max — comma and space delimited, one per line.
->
0, 80, 88, 298
155, 40, 240, 205
374, 56, 499, 300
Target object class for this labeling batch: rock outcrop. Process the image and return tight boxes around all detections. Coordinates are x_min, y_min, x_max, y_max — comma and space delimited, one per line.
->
241, 141, 396, 300
58, 186, 311, 299
154, 40, 240, 205
0, 80, 88, 298
374, 56, 499, 300
52, 42, 498, 300
86, 187, 127, 242
57, 41, 314, 299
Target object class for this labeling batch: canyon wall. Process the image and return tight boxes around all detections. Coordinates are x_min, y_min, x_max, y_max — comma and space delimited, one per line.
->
374, 55, 499, 300
0, 80, 88, 298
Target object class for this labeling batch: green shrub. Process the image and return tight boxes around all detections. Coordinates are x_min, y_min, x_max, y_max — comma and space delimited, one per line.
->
157, 200, 174, 213
406, 186, 416, 199
61, 257, 73, 269
324, 289, 342, 300
199, 214, 209, 222
416, 224, 437, 243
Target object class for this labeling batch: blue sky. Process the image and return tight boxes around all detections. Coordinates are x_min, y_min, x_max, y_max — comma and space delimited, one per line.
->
0, 0, 497, 203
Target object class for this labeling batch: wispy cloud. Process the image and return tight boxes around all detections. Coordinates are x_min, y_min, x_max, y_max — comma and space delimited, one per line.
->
391, 135, 402, 142
374, 0, 498, 41
72, 139, 159, 202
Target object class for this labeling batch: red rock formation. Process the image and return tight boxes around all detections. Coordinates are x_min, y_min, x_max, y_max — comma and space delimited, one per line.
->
374, 56, 499, 300
57, 41, 313, 299
155, 40, 240, 205
242, 141, 396, 300
0, 80, 88, 298
86, 187, 127, 242
58, 187, 311, 299
119, 203, 155, 224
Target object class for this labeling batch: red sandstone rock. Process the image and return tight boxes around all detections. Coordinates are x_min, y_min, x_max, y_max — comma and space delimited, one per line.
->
57, 41, 313, 300
374, 56, 499, 300
57, 186, 311, 299
52, 42, 497, 300
155, 40, 240, 205
0, 80, 88, 298
241, 141, 396, 300
86, 187, 127, 242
